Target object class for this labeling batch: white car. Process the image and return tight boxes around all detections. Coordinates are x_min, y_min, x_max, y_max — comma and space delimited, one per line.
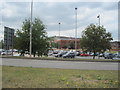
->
13, 53, 21, 56
112, 55, 120, 60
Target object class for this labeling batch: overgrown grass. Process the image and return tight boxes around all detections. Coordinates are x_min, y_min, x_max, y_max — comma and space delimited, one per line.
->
2, 66, 119, 88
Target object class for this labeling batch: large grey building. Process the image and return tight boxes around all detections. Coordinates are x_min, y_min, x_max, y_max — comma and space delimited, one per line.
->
4, 26, 15, 50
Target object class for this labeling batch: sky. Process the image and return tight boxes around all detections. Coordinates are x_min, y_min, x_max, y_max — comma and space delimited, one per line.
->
0, 0, 119, 41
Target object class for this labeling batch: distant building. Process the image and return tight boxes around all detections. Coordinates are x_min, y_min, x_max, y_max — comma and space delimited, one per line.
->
51, 36, 80, 49
110, 41, 120, 51
4, 26, 15, 50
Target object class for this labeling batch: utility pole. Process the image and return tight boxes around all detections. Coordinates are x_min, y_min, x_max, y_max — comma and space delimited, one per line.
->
30, 0, 33, 57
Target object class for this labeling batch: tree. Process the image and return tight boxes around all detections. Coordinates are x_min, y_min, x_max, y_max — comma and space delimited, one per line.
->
0, 40, 4, 49
51, 42, 58, 49
69, 41, 74, 49
15, 18, 50, 57
62, 45, 67, 49
79, 24, 113, 59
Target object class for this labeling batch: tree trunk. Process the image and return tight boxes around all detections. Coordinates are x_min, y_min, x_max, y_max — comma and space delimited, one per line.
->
98, 52, 100, 59
33, 53, 35, 57
93, 52, 96, 59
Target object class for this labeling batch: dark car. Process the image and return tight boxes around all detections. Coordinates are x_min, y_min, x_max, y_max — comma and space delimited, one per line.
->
55, 51, 67, 57
76, 51, 81, 56
63, 52, 75, 58
104, 53, 114, 59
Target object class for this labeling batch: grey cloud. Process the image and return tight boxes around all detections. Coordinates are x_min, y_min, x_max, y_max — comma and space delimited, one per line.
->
1, 2, 118, 41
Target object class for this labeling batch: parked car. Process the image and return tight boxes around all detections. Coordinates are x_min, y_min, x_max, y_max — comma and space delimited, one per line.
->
80, 53, 90, 56
112, 54, 120, 60
53, 50, 60, 54
90, 53, 98, 56
0, 49, 5, 55
63, 52, 75, 58
1, 51, 6, 55
98, 53, 104, 57
55, 51, 68, 57
76, 51, 81, 56
48, 50, 53, 56
104, 53, 114, 59
1, 50, 12, 55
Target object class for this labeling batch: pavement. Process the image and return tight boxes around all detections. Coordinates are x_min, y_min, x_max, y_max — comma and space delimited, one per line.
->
1, 58, 119, 70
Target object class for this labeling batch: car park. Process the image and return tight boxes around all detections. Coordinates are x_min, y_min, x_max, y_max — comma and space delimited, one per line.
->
63, 52, 75, 58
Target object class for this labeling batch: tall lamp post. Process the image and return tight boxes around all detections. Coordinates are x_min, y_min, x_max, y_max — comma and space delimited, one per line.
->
97, 15, 100, 28
58, 22, 61, 49
75, 8, 77, 51
97, 15, 100, 59
30, 0, 33, 57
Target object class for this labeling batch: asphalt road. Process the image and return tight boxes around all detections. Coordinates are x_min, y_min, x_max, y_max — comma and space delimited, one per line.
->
1, 58, 119, 70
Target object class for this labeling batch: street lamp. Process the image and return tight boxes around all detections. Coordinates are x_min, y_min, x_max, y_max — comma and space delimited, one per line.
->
30, 0, 33, 57
58, 22, 61, 49
97, 15, 100, 28
97, 15, 100, 59
59, 22, 61, 36
75, 7, 77, 51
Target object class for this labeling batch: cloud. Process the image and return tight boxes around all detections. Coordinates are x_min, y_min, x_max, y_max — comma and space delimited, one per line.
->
0, 1, 118, 41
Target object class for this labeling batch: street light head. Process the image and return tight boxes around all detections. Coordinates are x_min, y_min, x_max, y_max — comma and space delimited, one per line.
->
97, 15, 100, 18
75, 8, 77, 10
59, 23, 61, 24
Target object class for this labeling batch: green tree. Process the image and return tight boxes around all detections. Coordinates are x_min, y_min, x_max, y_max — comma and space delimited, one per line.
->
69, 41, 74, 49
15, 18, 50, 57
0, 40, 4, 49
80, 24, 113, 59
62, 45, 67, 49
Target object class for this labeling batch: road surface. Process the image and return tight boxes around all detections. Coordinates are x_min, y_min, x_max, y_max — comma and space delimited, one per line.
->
1, 58, 119, 70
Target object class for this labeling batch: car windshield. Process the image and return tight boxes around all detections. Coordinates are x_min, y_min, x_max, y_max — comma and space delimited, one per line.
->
65, 52, 70, 55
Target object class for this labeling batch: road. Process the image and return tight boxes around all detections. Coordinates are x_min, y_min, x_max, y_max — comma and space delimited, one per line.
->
1, 58, 119, 70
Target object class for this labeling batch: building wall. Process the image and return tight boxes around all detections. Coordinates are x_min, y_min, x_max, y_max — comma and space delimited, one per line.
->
4, 26, 15, 50
53, 36, 80, 49
110, 41, 120, 51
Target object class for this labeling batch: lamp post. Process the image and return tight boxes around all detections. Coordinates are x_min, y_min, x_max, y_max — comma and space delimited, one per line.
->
97, 15, 100, 59
97, 15, 100, 28
30, 0, 33, 57
59, 23, 61, 37
58, 22, 61, 49
75, 8, 77, 51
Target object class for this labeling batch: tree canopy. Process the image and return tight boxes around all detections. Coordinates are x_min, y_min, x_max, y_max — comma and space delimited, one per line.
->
14, 18, 50, 57
79, 24, 113, 59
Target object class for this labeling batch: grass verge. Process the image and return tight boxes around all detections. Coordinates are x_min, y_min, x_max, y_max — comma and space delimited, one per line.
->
2, 65, 119, 88
1, 56, 120, 62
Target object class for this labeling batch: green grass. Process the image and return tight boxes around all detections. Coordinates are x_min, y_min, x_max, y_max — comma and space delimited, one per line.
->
2, 66, 119, 88
106, 51, 118, 54
2, 56, 120, 62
